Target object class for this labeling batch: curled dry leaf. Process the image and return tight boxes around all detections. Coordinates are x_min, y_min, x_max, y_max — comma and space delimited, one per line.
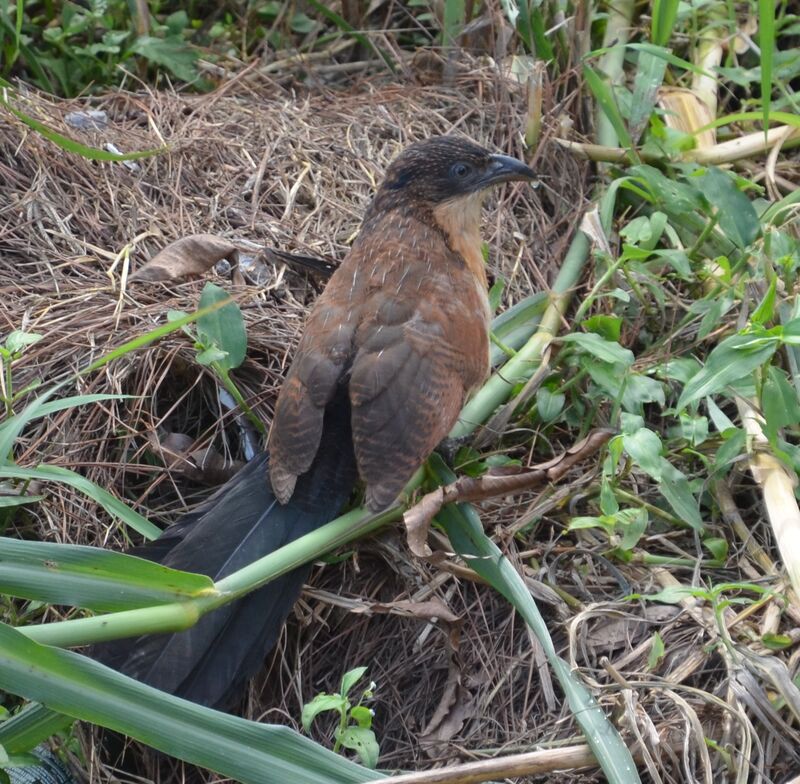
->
131, 234, 239, 283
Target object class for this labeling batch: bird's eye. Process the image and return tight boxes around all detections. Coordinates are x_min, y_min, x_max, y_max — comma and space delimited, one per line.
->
451, 162, 471, 178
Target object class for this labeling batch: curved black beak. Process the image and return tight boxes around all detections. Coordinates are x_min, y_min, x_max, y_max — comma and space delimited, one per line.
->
481, 153, 536, 187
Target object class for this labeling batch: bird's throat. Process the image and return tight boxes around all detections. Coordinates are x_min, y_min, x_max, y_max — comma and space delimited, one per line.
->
432, 193, 488, 289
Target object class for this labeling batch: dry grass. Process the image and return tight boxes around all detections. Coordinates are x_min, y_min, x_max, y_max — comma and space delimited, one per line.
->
1, 59, 796, 784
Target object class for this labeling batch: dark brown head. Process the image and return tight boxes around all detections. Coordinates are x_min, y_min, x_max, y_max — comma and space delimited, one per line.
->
378, 136, 535, 205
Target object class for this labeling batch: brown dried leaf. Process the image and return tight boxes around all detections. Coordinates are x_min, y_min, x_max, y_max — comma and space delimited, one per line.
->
362, 598, 460, 624
402, 487, 443, 557
131, 234, 239, 283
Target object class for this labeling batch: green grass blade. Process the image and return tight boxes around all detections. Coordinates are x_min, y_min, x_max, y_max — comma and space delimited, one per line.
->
651, 0, 680, 46
0, 703, 74, 755
442, 0, 465, 48
0, 537, 215, 611
0, 94, 165, 161
629, 48, 668, 143
758, 0, 775, 133
0, 622, 383, 783
0, 382, 65, 466
0, 495, 43, 508
428, 455, 640, 783
583, 65, 634, 151
0, 465, 161, 539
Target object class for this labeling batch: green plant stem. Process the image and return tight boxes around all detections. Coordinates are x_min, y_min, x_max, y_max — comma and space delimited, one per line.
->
19, 498, 407, 648
215, 366, 267, 437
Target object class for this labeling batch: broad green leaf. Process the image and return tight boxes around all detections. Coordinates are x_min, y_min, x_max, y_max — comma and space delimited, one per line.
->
618, 508, 648, 551
695, 167, 761, 249
659, 462, 702, 530
348, 706, 373, 729
622, 428, 664, 479
428, 456, 640, 784
0, 465, 160, 540
340, 667, 368, 698
301, 694, 345, 733
706, 396, 736, 432
703, 537, 728, 562
562, 332, 634, 366
677, 332, 779, 411
0, 623, 380, 784
639, 585, 696, 603
581, 314, 622, 342
678, 413, 708, 446
130, 35, 199, 82
536, 387, 565, 422
4, 332, 42, 354
338, 727, 379, 769
0, 537, 214, 611
197, 283, 247, 372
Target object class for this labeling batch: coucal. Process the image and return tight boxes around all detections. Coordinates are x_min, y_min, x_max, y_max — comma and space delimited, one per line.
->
97, 136, 535, 709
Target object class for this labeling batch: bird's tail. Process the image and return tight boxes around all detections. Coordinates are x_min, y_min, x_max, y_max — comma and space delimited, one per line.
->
94, 392, 357, 710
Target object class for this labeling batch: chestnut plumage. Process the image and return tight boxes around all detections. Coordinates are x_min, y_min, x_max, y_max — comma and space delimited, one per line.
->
269, 136, 535, 510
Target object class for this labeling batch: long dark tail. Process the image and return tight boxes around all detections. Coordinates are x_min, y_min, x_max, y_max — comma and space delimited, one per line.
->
94, 392, 357, 710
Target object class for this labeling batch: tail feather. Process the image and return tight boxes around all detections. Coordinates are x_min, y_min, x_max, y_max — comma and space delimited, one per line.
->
94, 393, 357, 709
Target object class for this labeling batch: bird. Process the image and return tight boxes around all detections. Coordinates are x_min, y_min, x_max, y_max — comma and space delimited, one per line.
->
95, 136, 535, 710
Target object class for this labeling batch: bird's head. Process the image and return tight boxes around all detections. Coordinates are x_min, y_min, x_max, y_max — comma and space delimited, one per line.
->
379, 136, 536, 205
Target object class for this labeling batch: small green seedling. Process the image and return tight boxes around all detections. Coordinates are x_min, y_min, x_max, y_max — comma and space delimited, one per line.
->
0, 330, 43, 417
168, 282, 265, 436
301, 666, 379, 769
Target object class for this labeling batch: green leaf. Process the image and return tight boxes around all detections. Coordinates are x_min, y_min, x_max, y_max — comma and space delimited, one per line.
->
348, 706, 373, 730
762, 366, 800, 445
0, 623, 380, 784
0, 537, 214, 611
0, 495, 43, 508
646, 631, 665, 670
0, 93, 164, 161
581, 315, 622, 342
617, 508, 648, 551
758, 0, 775, 131
639, 585, 696, 604
562, 332, 634, 366
751, 277, 777, 326
651, 0, 679, 46
536, 387, 565, 422
131, 35, 199, 82
761, 632, 792, 651
659, 462, 702, 530
0, 703, 74, 756
703, 537, 728, 562
4, 332, 42, 354
695, 167, 761, 249
583, 65, 634, 150
340, 667, 368, 698
197, 283, 247, 372
301, 694, 345, 733
0, 465, 161, 540
622, 428, 664, 479
337, 727, 379, 769
195, 346, 228, 366
427, 456, 640, 783
677, 332, 779, 411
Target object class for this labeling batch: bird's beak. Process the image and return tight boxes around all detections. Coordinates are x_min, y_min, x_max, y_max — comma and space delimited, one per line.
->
481, 153, 536, 187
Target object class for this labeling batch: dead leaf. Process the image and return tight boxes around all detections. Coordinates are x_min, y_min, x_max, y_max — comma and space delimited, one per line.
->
402, 487, 443, 557
357, 598, 460, 624
420, 663, 472, 756
131, 234, 239, 283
